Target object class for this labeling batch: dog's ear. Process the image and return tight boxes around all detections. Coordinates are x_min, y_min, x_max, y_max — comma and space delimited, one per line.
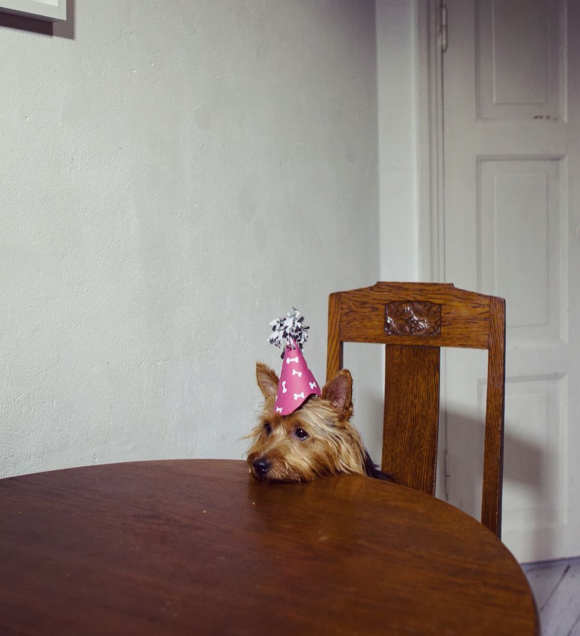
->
256, 362, 279, 399
321, 369, 353, 420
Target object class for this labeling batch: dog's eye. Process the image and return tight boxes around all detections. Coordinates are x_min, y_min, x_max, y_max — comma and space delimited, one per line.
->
294, 428, 309, 440
263, 422, 272, 435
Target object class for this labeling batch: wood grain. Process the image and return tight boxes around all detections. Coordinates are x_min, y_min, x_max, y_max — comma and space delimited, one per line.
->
481, 295, 507, 536
0, 460, 537, 636
382, 346, 441, 494
327, 282, 506, 536
329, 282, 493, 350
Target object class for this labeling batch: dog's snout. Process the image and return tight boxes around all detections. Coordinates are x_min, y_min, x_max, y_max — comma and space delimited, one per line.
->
253, 458, 271, 476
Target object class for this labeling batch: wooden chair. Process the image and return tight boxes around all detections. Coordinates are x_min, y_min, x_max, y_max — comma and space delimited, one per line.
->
326, 282, 506, 536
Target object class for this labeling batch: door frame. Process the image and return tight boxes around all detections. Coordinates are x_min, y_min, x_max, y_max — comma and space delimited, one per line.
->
417, 0, 445, 283
416, 0, 449, 498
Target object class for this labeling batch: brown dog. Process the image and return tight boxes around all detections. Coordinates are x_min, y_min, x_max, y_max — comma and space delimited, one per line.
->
246, 362, 391, 483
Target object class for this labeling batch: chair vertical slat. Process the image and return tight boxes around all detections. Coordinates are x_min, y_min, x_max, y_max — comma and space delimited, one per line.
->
382, 346, 441, 495
481, 297, 506, 536
326, 292, 343, 382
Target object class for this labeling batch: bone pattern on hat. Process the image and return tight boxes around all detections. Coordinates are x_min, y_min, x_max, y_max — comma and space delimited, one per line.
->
274, 339, 321, 416
268, 311, 320, 416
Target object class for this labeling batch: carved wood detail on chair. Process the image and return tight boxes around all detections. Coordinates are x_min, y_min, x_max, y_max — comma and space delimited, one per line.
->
384, 301, 442, 337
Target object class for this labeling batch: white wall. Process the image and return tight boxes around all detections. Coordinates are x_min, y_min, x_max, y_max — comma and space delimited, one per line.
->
0, 0, 384, 477
376, 0, 420, 281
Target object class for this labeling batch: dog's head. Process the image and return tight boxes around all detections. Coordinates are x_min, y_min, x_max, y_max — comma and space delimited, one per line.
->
246, 362, 367, 482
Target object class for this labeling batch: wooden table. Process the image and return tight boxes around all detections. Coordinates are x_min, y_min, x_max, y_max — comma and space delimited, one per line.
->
0, 460, 538, 635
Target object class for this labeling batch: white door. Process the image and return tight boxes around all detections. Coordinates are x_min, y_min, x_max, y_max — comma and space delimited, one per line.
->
441, 0, 580, 562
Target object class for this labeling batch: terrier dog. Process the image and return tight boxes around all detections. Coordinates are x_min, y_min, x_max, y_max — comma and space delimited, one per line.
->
247, 362, 392, 482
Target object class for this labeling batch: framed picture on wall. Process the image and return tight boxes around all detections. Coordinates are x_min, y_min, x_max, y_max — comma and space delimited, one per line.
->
0, 0, 66, 21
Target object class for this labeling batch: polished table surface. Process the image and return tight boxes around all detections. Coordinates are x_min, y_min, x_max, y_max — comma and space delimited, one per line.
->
0, 460, 538, 636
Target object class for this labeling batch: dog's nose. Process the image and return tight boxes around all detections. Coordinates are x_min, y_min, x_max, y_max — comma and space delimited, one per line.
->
253, 458, 271, 476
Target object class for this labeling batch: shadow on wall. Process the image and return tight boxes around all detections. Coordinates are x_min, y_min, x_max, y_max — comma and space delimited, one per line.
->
443, 408, 551, 561
0, 0, 74, 39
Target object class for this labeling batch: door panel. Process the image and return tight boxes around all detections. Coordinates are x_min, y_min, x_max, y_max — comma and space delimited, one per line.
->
477, 0, 563, 121
478, 157, 565, 343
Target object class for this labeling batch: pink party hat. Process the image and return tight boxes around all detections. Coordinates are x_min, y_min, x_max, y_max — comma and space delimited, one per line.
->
268, 310, 321, 416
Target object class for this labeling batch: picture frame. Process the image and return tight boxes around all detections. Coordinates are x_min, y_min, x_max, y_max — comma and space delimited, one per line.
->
0, 0, 66, 22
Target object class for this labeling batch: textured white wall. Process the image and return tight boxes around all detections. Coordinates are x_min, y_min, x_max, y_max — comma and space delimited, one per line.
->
0, 0, 383, 477
376, 0, 419, 281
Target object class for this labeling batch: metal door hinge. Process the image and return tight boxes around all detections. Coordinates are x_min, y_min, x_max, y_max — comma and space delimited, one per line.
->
440, 3, 448, 53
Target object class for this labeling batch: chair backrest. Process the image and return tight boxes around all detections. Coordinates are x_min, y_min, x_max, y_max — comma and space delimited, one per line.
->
327, 282, 506, 536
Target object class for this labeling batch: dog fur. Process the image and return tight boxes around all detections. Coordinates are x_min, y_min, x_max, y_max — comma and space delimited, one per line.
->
246, 362, 392, 483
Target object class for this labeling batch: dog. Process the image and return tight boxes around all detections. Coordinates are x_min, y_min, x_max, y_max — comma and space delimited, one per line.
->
246, 362, 392, 483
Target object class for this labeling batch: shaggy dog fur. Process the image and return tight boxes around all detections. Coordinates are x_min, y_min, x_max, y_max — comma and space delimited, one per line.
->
246, 362, 392, 483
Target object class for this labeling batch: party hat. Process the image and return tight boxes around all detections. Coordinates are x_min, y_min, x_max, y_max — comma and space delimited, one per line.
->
268, 309, 321, 416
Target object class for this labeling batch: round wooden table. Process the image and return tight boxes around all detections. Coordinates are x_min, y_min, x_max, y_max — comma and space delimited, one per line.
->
0, 460, 538, 635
